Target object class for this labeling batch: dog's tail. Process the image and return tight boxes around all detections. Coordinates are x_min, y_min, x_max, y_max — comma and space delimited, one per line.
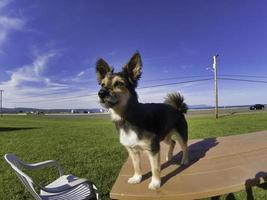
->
164, 92, 188, 113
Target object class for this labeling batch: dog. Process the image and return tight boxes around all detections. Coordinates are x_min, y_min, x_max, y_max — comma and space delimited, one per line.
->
95, 52, 189, 190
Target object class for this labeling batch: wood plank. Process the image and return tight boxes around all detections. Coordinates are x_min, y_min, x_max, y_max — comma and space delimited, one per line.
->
110, 131, 267, 200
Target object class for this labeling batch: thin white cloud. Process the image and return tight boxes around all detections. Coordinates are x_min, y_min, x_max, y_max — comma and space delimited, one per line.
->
0, 0, 25, 49
0, 51, 100, 109
0, 0, 10, 9
70, 67, 95, 83
77, 71, 85, 77
0, 16, 24, 29
0, 52, 70, 103
3, 52, 59, 88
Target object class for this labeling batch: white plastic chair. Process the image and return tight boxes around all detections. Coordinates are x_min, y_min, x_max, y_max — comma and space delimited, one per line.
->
4, 154, 99, 200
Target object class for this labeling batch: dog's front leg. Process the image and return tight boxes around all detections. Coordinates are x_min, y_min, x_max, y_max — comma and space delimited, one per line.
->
146, 151, 161, 190
127, 147, 142, 184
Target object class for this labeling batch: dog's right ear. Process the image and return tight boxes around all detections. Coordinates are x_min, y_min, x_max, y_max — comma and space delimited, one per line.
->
96, 58, 112, 84
122, 52, 142, 88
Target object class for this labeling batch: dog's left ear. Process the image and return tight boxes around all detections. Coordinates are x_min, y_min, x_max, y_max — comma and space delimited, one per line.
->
123, 52, 142, 87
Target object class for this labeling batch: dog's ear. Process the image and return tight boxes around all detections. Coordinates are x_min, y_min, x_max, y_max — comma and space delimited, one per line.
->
96, 58, 112, 84
123, 52, 142, 87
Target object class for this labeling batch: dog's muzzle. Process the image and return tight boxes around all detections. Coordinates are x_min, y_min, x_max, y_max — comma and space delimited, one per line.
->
98, 88, 109, 99
98, 88, 118, 107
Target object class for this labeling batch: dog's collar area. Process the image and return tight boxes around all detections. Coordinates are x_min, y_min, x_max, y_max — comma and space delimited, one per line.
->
109, 109, 123, 121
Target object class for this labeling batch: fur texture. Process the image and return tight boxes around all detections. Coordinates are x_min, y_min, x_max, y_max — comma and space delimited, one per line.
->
96, 52, 189, 190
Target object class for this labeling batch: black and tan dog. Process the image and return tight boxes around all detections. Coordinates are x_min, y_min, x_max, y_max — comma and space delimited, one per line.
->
96, 52, 189, 190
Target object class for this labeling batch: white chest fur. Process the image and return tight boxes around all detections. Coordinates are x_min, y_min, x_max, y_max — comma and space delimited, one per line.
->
109, 109, 122, 121
119, 128, 146, 148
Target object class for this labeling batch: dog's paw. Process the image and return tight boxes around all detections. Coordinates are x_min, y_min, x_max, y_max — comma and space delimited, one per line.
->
181, 158, 189, 166
128, 175, 142, 184
148, 178, 161, 190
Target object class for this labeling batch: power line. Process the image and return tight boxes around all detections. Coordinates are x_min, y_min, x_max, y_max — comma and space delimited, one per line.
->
6, 74, 266, 101
218, 77, 267, 84
140, 74, 267, 83
142, 75, 212, 82
219, 74, 267, 79
138, 78, 213, 89
8, 78, 213, 104
5, 76, 267, 105
7, 76, 213, 101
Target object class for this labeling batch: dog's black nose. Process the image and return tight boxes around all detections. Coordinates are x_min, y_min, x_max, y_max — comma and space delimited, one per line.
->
98, 88, 108, 99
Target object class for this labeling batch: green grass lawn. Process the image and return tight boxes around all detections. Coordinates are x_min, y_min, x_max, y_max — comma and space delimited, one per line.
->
0, 112, 267, 200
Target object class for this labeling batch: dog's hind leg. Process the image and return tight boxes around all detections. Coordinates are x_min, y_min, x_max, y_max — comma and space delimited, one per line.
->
127, 148, 142, 184
176, 133, 189, 165
163, 132, 176, 161
177, 133, 189, 165
174, 118, 189, 165
174, 127, 189, 165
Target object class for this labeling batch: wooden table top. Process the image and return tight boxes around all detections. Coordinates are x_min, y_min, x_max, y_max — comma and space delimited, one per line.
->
110, 131, 267, 200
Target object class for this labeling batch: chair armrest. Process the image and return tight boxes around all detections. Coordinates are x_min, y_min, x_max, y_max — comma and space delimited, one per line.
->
41, 178, 89, 193
23, 160, 64, 176
67, 178, 89, 187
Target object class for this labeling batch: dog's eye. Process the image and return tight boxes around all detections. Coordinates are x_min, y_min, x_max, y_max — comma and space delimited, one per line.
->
114, 81, 124, 87
101, 83, 105, 87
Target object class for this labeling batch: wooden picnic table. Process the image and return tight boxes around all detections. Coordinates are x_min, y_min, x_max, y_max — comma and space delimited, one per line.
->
110, 131, 267, 200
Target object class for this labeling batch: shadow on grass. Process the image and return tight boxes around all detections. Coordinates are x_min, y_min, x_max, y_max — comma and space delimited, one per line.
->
211, 193, 238, 200
245, 171, 267, 200
0, 127, 39, 132
211, 171, 267, 200
245, 171, 267, 188
142, 138, 219, 186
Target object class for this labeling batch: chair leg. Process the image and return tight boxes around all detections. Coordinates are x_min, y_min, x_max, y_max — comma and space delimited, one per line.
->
226, 193, 236, 200
246, 187, 254, 200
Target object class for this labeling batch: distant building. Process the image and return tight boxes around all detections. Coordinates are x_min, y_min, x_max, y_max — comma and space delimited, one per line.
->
71, 109, 79, 114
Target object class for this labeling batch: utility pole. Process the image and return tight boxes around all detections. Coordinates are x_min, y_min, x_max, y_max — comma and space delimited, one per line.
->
0, 90, 3, 117
213, 55, 219, 119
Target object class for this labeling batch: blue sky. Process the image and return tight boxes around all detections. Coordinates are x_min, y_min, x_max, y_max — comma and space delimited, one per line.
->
0, 0, 267, 109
